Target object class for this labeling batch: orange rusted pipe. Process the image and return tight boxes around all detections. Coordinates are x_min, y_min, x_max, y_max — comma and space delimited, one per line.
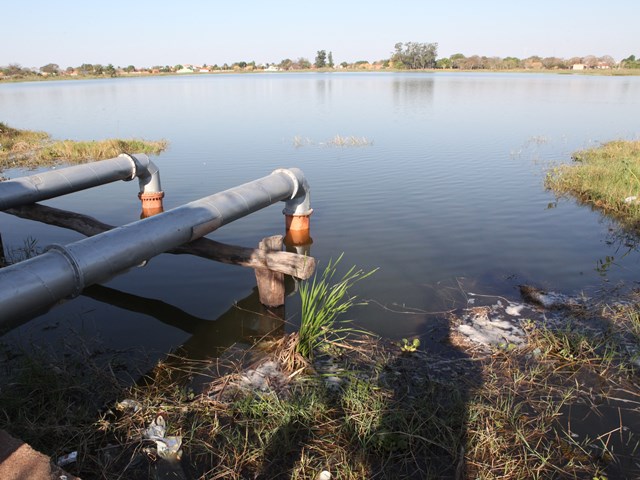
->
139, 191, 165, 218
284, 210, 313, 246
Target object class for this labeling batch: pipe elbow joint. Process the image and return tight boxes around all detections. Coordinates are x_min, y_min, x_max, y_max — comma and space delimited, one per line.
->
275, 168, 311, 216
120, 153, 162, 194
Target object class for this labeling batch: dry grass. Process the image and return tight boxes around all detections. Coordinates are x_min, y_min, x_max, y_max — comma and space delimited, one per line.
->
292, 134, 373, 148
0, 122, 167, 171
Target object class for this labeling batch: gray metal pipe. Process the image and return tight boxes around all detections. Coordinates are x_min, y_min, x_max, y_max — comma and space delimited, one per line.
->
0, 168, 310, 323
0, 153, 161, 211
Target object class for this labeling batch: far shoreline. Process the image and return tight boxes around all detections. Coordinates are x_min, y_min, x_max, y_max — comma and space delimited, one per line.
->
1, 67, 639, 85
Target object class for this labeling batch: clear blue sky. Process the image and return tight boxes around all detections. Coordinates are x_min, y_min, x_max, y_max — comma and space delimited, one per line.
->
3, 0, 638, 68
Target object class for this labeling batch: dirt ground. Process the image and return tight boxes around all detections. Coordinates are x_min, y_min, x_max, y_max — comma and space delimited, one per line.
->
0, 430, 79, 480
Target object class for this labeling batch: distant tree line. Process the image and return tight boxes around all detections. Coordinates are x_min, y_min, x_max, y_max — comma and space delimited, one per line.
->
2, 45, 639, 80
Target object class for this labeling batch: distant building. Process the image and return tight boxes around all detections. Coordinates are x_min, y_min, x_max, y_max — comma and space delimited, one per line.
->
572, 64, 586, 70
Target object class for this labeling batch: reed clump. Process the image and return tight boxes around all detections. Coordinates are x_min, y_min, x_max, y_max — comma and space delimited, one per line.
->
296, 254, 377, 359
292, 134, 373, 148
0, 122, 167, 171
546, 139, 640, 231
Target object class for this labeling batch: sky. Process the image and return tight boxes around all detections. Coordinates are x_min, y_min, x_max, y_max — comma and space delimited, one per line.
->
2, 0, 639, 69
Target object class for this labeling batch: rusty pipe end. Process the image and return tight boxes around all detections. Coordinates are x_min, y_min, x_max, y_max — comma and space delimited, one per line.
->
139, 191, 165, 218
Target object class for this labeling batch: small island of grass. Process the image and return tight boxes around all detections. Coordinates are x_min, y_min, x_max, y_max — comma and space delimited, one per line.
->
546, 139, 640, 231
0, 122, 167, 172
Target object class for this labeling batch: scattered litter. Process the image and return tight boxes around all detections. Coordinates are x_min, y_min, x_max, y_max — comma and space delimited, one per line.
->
57, 451, 77, 467
505, 304, 524, 316
624, 196, 638, 204
143, 415, 183, 460
457, 286, 596, 349
457, 304, 526, 348
115, 398, 142, 412
316, 471, 332, 480
239, 360, 287, 392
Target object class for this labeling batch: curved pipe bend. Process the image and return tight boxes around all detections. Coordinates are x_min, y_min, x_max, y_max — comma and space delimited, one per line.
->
275, 167, 311, 216
119, 153, 162, 194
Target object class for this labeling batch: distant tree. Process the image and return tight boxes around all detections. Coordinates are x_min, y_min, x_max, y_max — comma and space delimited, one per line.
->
340, 61, 349, 68
598, 55, 616, 68
124, 65, 136, 72
391, 42, 438, 69
295, 57, 311, 69
104, 64, 117, 77
502, 56, 522, 69
464, 55, 484, 69
315, 50, 327, 68
449, 53, 466, 69
435, 58, 451, 69
582, 55, 598, 68
522, 56, 543, 69
1, 63, 29, 76
622, 54, 640, 68
327, 51, 334, 68
278, 58, 293, 70
39, 63, 60, 74
542, 57, 566, 69
174, 64, 183, 71
78, 63, 94, 75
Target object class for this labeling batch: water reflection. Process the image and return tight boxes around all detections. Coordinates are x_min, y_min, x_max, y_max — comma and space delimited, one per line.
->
392, 76, 434, 109
83, 284, 284, 360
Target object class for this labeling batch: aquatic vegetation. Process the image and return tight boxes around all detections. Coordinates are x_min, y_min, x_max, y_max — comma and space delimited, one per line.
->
292, 134, 373, 148
296, 254, 377, 359
0, 122, 167, 171
546, 140, 640, 232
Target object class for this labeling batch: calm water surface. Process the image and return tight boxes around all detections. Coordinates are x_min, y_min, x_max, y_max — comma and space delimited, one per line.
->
1, 72, 639, 360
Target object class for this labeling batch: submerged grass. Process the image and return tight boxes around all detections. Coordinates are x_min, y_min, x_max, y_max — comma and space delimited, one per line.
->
546, 139, 640, 231
0, 122, 167, 171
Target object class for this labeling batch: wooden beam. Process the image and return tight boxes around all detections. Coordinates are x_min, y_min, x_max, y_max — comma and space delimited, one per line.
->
5, 204, 315, 279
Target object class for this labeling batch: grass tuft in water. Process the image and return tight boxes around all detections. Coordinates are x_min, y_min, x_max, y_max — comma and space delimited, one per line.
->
292, 134, 373, 148
297, 254, 377, 359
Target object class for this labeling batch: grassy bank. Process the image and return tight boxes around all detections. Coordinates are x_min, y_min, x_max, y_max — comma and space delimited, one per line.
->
1, 300, 639, 479
0, 122, 167, 172
1, 258, 639, 478
546, 140, 640, 232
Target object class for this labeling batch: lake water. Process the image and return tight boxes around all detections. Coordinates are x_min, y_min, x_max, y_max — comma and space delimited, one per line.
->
1, 72, 639, 360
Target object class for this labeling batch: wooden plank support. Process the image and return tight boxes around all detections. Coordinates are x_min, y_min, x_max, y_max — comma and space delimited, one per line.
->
254, 235, 285, 307
4, 204, 316, 279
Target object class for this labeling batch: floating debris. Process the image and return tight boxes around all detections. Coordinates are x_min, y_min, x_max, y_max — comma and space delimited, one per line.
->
519, 285, 586, 310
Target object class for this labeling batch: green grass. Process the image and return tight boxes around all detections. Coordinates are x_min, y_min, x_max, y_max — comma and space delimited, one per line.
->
546, 140, 640, 231
0, 122, 167, 171
296, 254, 377, 359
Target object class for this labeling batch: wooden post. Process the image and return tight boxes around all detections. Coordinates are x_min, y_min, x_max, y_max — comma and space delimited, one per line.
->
254, 235, 285, 307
